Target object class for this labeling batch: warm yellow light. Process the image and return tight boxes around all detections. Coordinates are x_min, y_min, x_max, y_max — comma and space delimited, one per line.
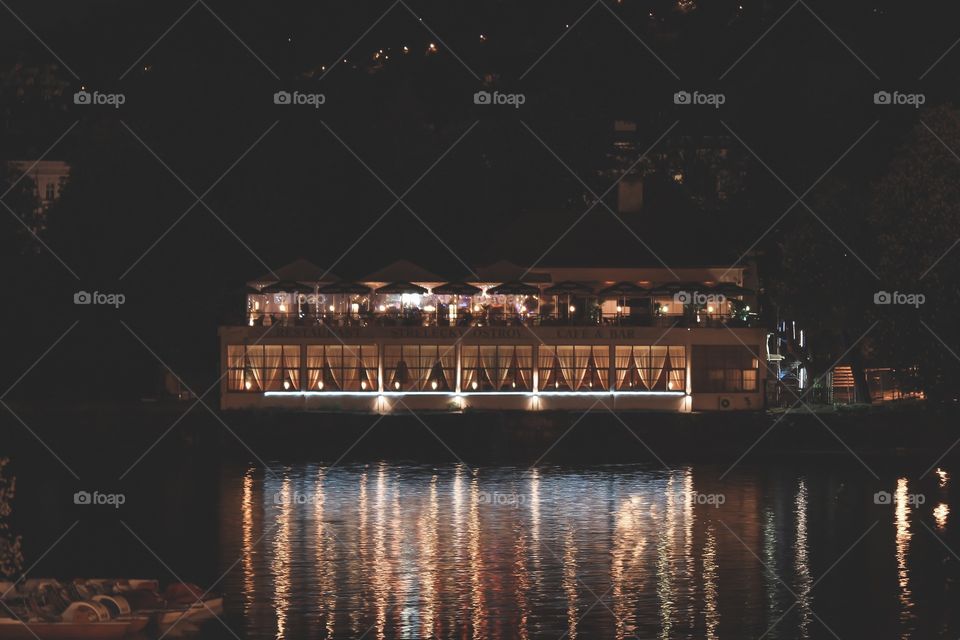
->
568, 305, 576, 313
279, 304, 287, 312
328, 305, 335, 312
431, 380, 438, 390
934, 503, 949, 529
318, 380, 324, 390
424, 305, 436, 312
394, 381, 400, 390
283, 379, 291, 390
244, 379, 252, 390
707, 305, 714, 313
616, 305, 622, 313
379, 304, 386, 312
471, 381, 478, 390
473, 305, 481, 312
361, 380, 367, 390
512, 381, 516, 388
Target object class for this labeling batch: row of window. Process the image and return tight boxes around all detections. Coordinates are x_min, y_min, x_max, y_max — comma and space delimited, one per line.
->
227, 344, 759, 393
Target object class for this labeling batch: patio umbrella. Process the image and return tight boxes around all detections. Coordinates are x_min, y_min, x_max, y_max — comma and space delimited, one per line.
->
375, 282, 429, 295
319, 282, 372, 295
488, 281, 539, 296
598, 282, 649, 317
597, 282, 649, 298
544, 281, 595, 296
261, 280, 314, 294
432, 282, 482, 296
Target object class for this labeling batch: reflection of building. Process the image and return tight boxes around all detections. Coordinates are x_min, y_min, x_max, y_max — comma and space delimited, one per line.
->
6, 160, 70, 231
220, 258, 767, 412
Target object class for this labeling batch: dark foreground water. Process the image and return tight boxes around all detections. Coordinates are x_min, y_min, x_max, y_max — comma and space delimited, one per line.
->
5, 454, 960, 639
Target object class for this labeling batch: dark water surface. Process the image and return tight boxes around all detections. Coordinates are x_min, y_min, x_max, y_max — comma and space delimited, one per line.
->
6, 452, 960, 639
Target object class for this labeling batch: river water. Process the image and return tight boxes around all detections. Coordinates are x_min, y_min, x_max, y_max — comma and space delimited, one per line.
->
214, 461, 957, 639
5, 455, 959, 639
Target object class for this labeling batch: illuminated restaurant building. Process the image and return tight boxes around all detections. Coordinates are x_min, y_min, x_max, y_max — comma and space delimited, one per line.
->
219, 259, 767, 412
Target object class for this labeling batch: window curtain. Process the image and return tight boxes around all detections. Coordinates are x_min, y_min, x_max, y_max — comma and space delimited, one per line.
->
227, 346, 244, 390
439, 345, 457, 390
538, 346, 556, 389
557, 346, 575, 390
615, 346, 632, 390
420, 346, 438, 390
635, 346, 650, 389
725, 369, 742, 391
461, 346, 478, 391
648, 346, 668, 390
667, 346, 686, 392
384, 346, 402, 390
283, 346, 300, 390
574, 346, 591, 390
593, 347, 610, 390
307, 346, 323, 391
246, 346, 264, 391
264, 345, 283, 390
480, 346, 498, 390
498, 347, 515, 389
516, 346, 532, 390
359, 346, 377, 391
342, 346, 360, 391
324, 345, 342, 390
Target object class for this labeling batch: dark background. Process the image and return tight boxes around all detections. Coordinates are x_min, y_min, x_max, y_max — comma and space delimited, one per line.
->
2, 0, 959, 400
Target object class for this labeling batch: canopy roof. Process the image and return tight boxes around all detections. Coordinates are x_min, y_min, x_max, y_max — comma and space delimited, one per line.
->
363, 260, 442, 284
597, 281, 650, 297
544, 281, 595, 295
432, 282, 482, 296
319, 282, 372, 295
375, 282, 429, 295
488, 281, 540, 295
249, 258, 336, 288
261, 280, 314, 293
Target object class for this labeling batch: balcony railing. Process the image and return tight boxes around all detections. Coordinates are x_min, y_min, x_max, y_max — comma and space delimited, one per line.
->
242, 310, 755, 329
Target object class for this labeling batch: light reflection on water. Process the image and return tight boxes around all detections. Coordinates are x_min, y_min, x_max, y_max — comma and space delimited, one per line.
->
218, 463, 954, 640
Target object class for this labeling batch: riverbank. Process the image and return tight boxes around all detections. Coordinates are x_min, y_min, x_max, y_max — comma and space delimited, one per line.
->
2, 400, 957, 466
